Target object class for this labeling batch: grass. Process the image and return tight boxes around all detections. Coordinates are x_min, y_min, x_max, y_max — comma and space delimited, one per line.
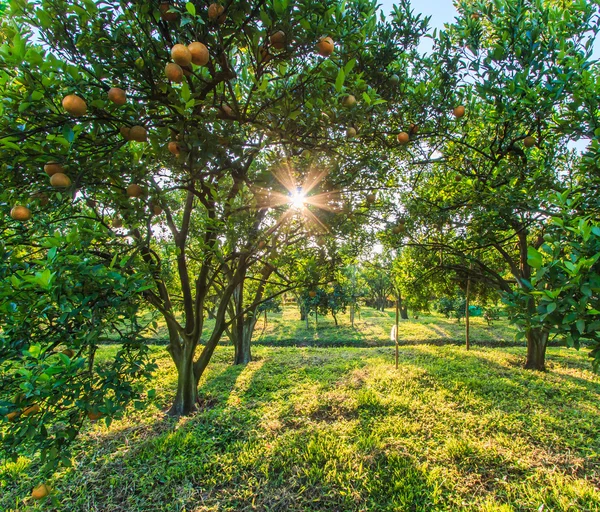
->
135, 305, 518, 348
2, 342, 599, 511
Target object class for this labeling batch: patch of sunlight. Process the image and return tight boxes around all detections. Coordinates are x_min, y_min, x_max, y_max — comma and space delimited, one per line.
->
227, 359, 266, 406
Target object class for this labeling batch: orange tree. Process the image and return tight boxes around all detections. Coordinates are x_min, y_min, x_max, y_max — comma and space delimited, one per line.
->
380, 0, 600, 370
1, 0, 432, 424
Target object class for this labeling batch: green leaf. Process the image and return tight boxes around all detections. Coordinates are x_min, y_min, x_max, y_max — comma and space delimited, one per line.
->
527, 246, 543, 269
185, 2, 196, 15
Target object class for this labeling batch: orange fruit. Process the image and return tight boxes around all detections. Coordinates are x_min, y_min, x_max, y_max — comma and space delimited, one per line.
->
22, 404, 40, 416
316, 36, 334, 57
397, 132, 410, 145
270, 31, 286, 50
44, 161, 63, 176
127, 184, 144, 198
524, 135, 536, 148
112, 217, 123, 228
107, 87, 127, 105
341, 95, 356, 107
150, 202, 163, 215
208, 3, 225, 22
171, 44, 192, 66
87, 410, 103, 421
50, 172, 71, 188
309, 291, 317, 298
62, 348, 75, 357
188, 42, 209, 66
62, 94, 87, 116
129, 126, 147, 142
165, 62, 184, 83
32, 484, 50, 500
120, 126, 131, 140
258, 240, 266, 249
409, 123, 419, 134
366, 193, 376, 204
346, 127, 357, 139
168, 141, 181, 155
10, 205, 32, 221
159, 1, 178, 21
453, 105, 466, 118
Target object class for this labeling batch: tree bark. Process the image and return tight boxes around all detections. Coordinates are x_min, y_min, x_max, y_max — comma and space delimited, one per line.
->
525, 328, 548, 371
350, 302, 355, 327
465, 272, 471, 351
234, 317, 256, 365
168, 346, 198, 416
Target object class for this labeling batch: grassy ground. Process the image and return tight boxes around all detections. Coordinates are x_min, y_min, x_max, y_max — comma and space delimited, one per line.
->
140, 305, 518, 347
2, 343, 599, 511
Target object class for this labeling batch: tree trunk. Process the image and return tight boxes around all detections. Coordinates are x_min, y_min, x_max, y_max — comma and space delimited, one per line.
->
400, 306, 408, 320
333, 313, 338, 326
350, 302, 355, 327
168, 349, 198, 416
234, 317, 256, 365
525, 328, 548, 371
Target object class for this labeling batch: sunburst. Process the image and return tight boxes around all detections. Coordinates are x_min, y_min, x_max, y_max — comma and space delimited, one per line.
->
252, 157, 344, 235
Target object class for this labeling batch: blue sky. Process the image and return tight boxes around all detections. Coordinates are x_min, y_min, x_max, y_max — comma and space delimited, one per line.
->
379, 0, 458, 32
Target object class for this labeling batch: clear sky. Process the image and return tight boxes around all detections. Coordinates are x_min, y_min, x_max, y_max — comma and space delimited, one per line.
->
379, 0, 458, 33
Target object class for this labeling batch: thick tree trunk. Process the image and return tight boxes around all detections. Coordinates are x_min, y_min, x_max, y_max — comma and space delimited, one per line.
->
168, 350, 198, 416
525, 328, 548, 371
400, 306, 408, 320
350, 303, 355, 327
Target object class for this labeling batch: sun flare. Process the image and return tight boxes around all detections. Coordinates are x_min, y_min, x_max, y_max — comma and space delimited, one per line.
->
290, 189, 306, 210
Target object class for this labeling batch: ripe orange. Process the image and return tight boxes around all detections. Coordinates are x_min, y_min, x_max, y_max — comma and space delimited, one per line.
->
87, 410, 103, 421
524, 135, 536, 148
342, 95, 356, 108
309, 290, 317, 298
270, 31, 286, 50
168, 141, 181, 155
409, 123, 419, 134
208, 3, 225, 22
188, 42, 209, 66
107, 87, 127, 105
366, 193, 376, 204
10, 205, 32, 221
165, 62, 184, 82
62, 348, 75, 357
397, 131, 410, 145
120, 126, 131, 140
150, 201, 163, 215
44, 161, 63, 176
159, 1, 178, 21
62, 94, 87, 116
129, 126, 147, 142
22, 404, 40, 416
453, 105, 466, 118
171, 44, 192, 66
316, 37, 334, 57
50, 172, 71, 188
32, 484, 50, 500
127, 184, 144, 198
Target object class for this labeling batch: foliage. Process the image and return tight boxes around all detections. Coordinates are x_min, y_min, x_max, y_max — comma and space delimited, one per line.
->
436, 295, 466, 323
0, 217, 156, 474
505, 191, 600, 369
483, 306, 501, 326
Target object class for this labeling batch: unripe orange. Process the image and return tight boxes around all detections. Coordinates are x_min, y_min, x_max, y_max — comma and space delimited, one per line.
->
397, 132, 410, 145
316, 36, 334, 57
127, 184, 144, 198
129, 126, 147, 142
50, 172, 71, 188
188, 42, 209, 66
112, 217, 123, 228
366, 193, 376, 204
524, 135, 536, 148
44, 161, 63, 176
342, 95, 356, 108
165, 62, 184, 83
346, 127, 357, 139
108, 87, 127, 105
171, 44, 192, 66
62, 94, 87, 116
10, 206, 31, 221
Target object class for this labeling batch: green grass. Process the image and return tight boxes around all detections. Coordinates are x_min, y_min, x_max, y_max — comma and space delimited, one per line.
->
133, 305, 518, 348
2, 343, 599, 511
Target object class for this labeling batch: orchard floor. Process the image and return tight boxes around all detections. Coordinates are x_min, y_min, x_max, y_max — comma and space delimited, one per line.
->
3, 344, 600, 511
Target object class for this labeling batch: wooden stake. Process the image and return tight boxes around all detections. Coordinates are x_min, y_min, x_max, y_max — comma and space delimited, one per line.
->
465, 267, 471, 351
395, 298, 399, 369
